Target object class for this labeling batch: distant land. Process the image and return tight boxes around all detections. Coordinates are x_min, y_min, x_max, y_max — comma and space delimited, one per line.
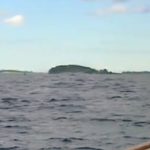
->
0, 66, 149, 74
48, 65, 150, 74
48, 65, 113, 74
0, 70, 32, 74
122, 71, 150, 74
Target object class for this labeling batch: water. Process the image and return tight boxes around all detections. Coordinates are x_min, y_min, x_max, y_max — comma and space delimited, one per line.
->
0, 73, 150, 150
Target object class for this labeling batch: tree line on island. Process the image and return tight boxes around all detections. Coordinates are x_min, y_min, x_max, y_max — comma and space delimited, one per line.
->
49, 65, 114, 74
48, 65, 150, 74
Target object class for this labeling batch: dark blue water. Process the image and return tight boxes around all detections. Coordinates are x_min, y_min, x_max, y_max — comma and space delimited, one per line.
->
0, 73, 150, 150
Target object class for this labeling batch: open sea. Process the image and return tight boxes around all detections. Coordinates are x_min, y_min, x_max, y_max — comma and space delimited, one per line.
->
0, 73, 150, 150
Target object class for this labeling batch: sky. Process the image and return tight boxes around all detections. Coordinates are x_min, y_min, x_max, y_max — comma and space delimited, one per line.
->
0, 0, 150, 72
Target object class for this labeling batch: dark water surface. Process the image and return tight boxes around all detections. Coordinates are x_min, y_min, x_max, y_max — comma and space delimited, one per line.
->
0, 73, 150, 150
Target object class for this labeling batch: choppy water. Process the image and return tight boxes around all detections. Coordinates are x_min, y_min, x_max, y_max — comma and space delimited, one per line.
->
0, 73, 150, 150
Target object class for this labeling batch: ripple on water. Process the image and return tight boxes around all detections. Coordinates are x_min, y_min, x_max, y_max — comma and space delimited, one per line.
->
1, 98, 18, 104
74, 147, 103, 150
47, 137, 85, 143
132, 121, 150, 127
39, 147, 62, 150
0, 146, 19, 150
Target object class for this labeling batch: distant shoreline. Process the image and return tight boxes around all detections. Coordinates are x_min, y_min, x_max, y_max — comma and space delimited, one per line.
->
0, 65, 150, 74
48, 65, 150, 74
0, 70, 33, 74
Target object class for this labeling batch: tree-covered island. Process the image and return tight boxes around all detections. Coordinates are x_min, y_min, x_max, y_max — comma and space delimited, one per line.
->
48, 65, 113, 74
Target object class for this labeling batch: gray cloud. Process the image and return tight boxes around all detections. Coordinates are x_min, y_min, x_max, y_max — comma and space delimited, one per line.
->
134, 6, 150, 13
92, 5, 150, 16
92, 4, 128, 16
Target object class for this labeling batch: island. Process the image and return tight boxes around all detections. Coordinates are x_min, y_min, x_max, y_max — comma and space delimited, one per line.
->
0, 70, 32, 74
122, 71, 150, 74
49, 65, 98, 74
48, 65, 113, 74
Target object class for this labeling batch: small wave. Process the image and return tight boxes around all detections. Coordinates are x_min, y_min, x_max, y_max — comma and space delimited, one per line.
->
48, 98, 58, 102
54, 82, 68, 85
4, 125, 21, 128
62, 137, 84, 143
132, 121, 150, 127
0, 146, 19, 150
7, 116, 30, 122
0, 106, 11, 110
58, 104, 83, 108
4, 125, 30, 130
123, 135, 150, 140
120, 90, 135, 93
21, 99, 30, 103
90, 118, 117, 122
113, 83, 121, 86
121, 119, 133, 123
75, 79, 85, 82
62, 138, 72, 143
57, 104, 85, 113
74, 147, 103, 150
29, 92, 39, 95
139, 137, 150, 140
123, 135, 135, 139
90, 118, 133, 123
69, 110, 83, 113
1, 97, 18, 103
13, 139, 20, 142
108, 96, 122, 99
47, 98, 71, 103
17, 131, 29, 134
52, 117, 68, 120
47, 137, 85, 143
40, 147, 62, 150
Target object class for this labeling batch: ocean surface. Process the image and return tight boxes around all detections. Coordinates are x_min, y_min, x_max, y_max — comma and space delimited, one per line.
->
0, 73, 150, 150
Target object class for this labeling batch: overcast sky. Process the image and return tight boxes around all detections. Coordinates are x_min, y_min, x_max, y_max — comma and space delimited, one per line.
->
0, 0, 150, 72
